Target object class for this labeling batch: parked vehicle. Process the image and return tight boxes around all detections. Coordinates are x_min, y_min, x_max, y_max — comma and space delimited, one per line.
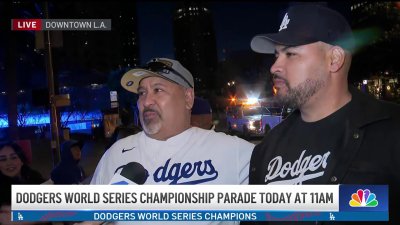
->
226, 105, 289, 138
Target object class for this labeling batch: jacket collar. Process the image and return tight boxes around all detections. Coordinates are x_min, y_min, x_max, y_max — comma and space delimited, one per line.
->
347, 86, 392, 129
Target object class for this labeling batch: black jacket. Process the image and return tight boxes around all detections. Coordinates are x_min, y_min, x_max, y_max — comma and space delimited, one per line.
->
245, 88, 400, 225
51, 140, 85, 184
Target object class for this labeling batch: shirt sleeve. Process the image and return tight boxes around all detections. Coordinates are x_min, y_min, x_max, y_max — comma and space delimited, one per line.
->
90, 150, 112, 184
236, 137, 255, 184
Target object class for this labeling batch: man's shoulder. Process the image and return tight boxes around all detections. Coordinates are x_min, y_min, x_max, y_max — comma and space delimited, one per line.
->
116, 131, 142, 143
351, 87, 399, 109
378, 100, 400, 115
267, 109, 300, 134
253, 110, 300, 154
190, 127, 255, 150
195, 127, 253, 143
351, 88, 400, 122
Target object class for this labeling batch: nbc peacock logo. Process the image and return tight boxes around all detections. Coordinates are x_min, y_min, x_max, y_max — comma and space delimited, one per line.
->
349, 189, 378, 207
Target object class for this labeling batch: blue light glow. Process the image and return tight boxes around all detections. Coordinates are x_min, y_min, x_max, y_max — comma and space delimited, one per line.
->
0, 110, 102, 131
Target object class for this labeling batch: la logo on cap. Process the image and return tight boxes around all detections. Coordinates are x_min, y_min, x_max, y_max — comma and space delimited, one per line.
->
279, 13, 290, 31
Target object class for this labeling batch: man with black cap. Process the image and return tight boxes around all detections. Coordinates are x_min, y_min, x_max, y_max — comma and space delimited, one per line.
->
246, 3, 399, 225
90, 58, 253, 222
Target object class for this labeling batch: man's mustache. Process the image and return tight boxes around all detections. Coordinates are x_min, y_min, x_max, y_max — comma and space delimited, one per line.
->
272, 74, 285, 81
142, 108, 161, 117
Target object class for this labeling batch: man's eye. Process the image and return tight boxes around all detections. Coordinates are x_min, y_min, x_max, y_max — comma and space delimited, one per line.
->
155, 88, 163, 92
286, 52, 296, 57
137, 91, 145, 96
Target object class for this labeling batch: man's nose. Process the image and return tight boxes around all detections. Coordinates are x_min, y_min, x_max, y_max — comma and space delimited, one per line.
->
270, 56, 284, 75
140, 92, 156, 107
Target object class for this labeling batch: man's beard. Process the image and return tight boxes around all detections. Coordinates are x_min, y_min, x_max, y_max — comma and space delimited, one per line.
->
276, 78, 325, 108
140, 108, 162, 135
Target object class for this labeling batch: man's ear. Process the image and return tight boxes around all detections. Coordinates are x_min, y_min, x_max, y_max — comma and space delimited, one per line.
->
184, 88, 195, 110
329, 46, 346, 73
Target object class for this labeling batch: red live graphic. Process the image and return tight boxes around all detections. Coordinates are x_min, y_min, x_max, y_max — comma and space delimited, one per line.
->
12, 19, 42, 31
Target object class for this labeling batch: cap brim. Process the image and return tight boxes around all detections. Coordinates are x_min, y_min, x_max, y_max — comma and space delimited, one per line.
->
251, 33, 315, 54
251, 35, 277, 54
120, 69, 160, 93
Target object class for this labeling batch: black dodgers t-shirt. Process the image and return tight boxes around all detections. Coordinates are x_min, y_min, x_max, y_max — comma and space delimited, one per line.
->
263, 101, 351, 185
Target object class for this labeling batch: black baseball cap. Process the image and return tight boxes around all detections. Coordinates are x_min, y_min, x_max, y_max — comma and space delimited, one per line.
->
251, 4, 354, 54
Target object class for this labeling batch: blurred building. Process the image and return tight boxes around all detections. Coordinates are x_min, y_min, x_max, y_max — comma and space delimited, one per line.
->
349, 2, 400, 102
355, 74, 400, 102
173, 2, 218, 94
50, 2, 140, 79
349, 2, 400, 83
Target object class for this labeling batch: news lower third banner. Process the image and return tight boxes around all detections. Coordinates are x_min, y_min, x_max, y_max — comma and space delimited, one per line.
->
11, 185, 388, 222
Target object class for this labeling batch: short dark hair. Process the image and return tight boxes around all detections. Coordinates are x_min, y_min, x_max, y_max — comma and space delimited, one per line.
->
192, 97, 212, 115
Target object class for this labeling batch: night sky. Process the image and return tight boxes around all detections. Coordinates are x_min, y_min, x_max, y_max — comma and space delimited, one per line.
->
136, 2, 350, 64
136, 1, 176, 63
136, 2, 288, 63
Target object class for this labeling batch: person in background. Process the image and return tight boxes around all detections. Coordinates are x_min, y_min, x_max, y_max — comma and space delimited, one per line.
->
50, 140, 85, 184
0, 141, 45, 198
245, 3, 400, 225
191, 96, 214, 130
0, 141, 46, 225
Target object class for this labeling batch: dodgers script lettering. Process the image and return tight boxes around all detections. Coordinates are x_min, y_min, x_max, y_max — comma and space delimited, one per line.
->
265, 150, 331, 184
